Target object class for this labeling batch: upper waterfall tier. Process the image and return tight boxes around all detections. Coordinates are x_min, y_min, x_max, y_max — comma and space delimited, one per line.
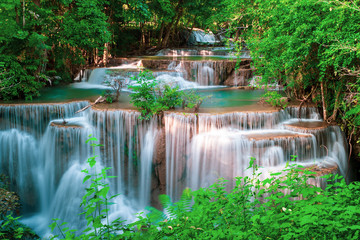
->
187, 29, 220, 45
155, 47, 251, 58
140, 58, 252, 86
76, 56, 252, 88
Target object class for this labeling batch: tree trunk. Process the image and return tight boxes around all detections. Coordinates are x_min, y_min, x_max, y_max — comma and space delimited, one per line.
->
320, 81, 327, 121
22, 0, 25, 27
94, 48, 99, 66
161, 22, 174, 48
157, 22, 165, 48
15, 6, 19, 24
161, 0, 183, 47
329, 86, 342, 121
139, 22, 145, 52
171, 8, 183, 45
32, 0, 40, 7
185, 17, 197, 43
234, 28, 240, 42
103, 43, 109, 67
162, 11, 183, 47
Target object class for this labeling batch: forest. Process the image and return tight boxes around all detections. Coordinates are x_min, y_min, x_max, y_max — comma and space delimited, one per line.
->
1, 0, 360, 239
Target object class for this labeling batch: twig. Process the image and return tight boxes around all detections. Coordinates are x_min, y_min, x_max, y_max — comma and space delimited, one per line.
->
346, 127, 355, 180
297, 86, 316, 118
75, 96, 105, 114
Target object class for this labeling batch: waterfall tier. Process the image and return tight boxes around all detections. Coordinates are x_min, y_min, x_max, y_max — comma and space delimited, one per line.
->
141, 58, 252, 86
0, 102, 88, 138
0, 101, 348, 236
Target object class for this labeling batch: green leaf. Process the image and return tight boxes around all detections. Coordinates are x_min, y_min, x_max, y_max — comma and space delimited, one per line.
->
98, 187, 110, 198
86, 137, 98, 143
83, 175, 91, 183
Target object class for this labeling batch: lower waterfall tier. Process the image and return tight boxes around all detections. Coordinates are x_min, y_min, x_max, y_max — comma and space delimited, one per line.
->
0, 103, 348, 236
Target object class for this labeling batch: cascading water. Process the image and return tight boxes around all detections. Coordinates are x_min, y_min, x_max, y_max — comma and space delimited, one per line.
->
188, 29, 219, 45
164, 113, 197, 201
0, 101, 349, 236
154, 74, 200, 89
0, 46, 350, 237
155, 47, 247, 57
139, 125, 159, 207
194, 62, 215, 85
0, 103, 159, 236
164, 107, 348, 201
0, 102, 88, 138
0, 129, 38, 211
89, 109, 159, 207
87, 68, 107, 85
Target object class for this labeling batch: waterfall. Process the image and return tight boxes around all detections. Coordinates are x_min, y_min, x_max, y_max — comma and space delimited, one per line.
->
141, 58, 253, 87
192, 62, 215, 85
164, 113, 197, 201
284, 121, 348, 176
190, 62, 216, 85
0, 103, 159, 236
197, 110, 289, 132
139, 124, 158, 207
0, 102, 88, 138
0, 95, 348, 237
37, 117, 93, 214
89, 109, 159, 205
0, 129, 38, 211
186, 129, 253, 192
185, 128, 317, 196
164, 107, 347, 201
156, 47, 236, 57
0, 41, 350, 238
87, 68, 107, 84
154, 74, 200, 90
188, 29, 219, 45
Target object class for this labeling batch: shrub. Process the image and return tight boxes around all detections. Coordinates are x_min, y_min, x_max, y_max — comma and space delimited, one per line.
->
129, 70, 207, 119
129, 70, 163, 120
181, 90, 209, 113
156, 84, 183, 110
0, 55, 45, 101
262, 90, 288, 109
102, 77, 128, 103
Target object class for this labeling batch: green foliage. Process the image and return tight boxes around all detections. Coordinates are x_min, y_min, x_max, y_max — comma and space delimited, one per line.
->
262, 91, 288, 109
129, 70, 205, 119
231, 0, 360, 121
0, 55, 45, 101
158, 84, 183, 109
0, 175, 38, 239
181, 90, 208, 113
129, 158, 360, 239
129, 70, 164, 120
0, 215, 38, 240
0, 0, 110, 100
